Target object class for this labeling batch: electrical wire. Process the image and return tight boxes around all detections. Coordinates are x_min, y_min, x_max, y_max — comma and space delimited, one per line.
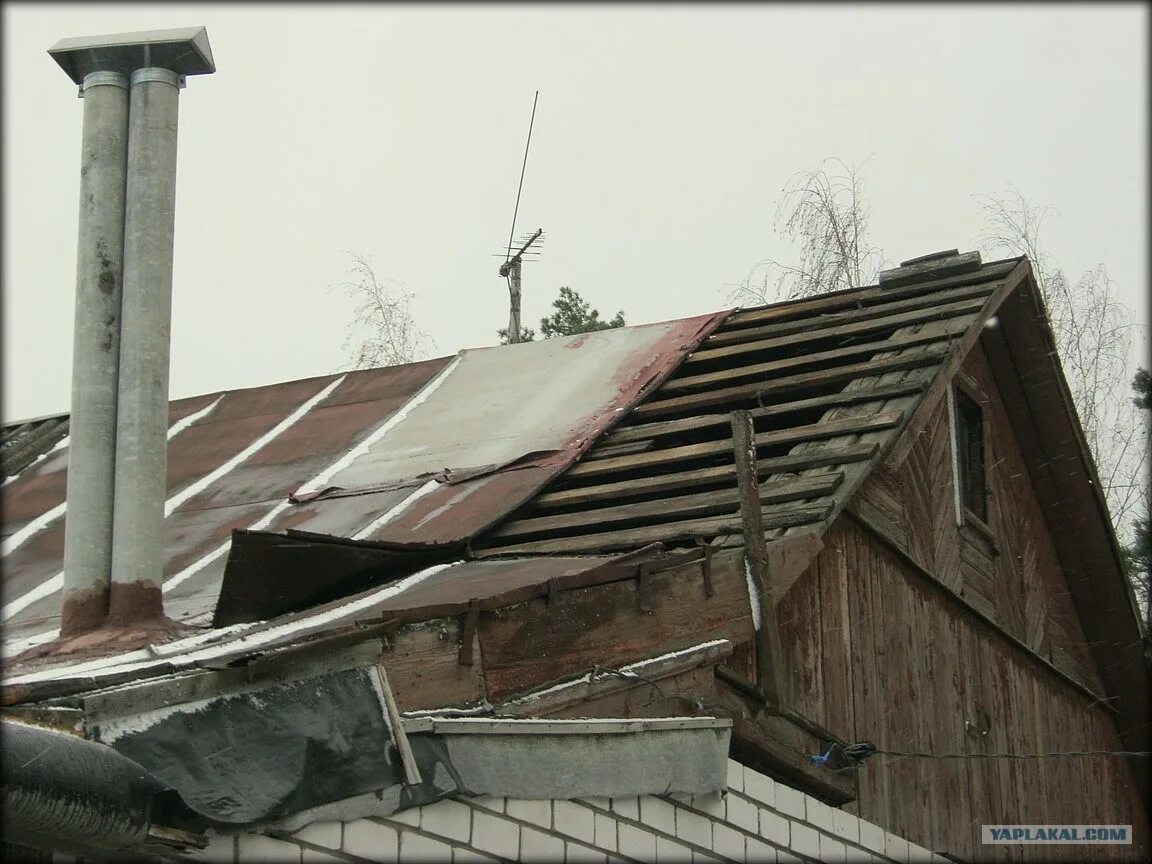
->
871, 748, 1152, 760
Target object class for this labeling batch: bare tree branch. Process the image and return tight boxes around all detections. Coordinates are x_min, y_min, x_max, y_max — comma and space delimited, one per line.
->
334, 252, 431, 369
729, 157, 885, 306
976, 191, 1147, 542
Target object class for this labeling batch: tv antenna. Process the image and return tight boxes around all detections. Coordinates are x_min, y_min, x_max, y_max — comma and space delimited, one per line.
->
496, 90, 543, 344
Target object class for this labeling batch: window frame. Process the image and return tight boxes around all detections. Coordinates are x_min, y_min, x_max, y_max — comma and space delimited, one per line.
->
947, 378, 993, 537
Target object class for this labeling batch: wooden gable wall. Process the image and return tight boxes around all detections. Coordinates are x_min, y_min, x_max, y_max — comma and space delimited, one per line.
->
774, 331, 1149, 860
777, 519, 1149, 862
850, 338, 1103, 691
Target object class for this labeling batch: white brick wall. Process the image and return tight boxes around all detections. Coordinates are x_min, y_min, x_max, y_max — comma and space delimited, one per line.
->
177, 758, 939, 863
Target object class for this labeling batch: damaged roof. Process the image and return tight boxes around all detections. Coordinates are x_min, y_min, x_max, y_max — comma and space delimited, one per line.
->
476, 253, 1023, 560
2, 316, 722, 655
3, 251, 1139, 732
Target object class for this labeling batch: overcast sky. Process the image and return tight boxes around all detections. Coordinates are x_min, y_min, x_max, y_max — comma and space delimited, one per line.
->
3, 3, 1147, 422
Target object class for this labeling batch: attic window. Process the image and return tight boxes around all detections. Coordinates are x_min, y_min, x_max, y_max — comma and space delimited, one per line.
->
950, 386, 987, 524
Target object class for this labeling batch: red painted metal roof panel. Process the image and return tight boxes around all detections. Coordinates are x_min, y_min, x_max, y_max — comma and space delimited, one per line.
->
1, 317, 722, 655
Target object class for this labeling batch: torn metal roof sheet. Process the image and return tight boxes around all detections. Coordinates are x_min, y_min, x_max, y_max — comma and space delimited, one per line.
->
1, 548, 685, 698
2, 316, 721, 658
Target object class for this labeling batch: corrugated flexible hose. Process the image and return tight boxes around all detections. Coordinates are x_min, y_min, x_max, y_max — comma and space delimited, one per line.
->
1, 718, 163, 854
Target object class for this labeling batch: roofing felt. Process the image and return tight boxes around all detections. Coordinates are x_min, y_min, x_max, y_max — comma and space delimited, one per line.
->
1, 315, 722, 657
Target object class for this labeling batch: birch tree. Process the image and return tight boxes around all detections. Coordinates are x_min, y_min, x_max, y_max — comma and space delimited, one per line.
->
734, 161, 1146, 602
976, 188, 1147, 538
729, 157, 884, 305
336, 253, 430, 369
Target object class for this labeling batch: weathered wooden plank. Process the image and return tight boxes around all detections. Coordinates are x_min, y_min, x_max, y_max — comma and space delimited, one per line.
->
732, 410, 785, 706
566, 411, 903, 479
632, 347, 948, 419
488, 473, 842, 541
711, 283, 998, 348
765, 530, 824, 602
776, 541, 824, 726
668, 320, 969, 392
543, 665, 717, 720
725, 259, 1015, 330
849, 467, 907, 554
534, 444, 877, 509
851, 526, 889, 839
934, 561, 974, 861
896, 553, 929, 847
719, 684, 858, 805
386, 620, 487, 711
476, 501, 832, 556
689, 294, 988, 363
820, 539, 853, 742
477, 552, 753, 701
878, 250, 982, 288
499, 642, 733, 718
846, 495, 905, 561
582, 440, 654, 460
883, 259, 1030, 469
852, 525, 897, 836
605, 380, 925, 446
776, 320, 948, 550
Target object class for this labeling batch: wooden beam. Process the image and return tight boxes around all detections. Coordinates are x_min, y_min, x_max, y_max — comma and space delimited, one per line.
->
668, 320, 970, 393
732, 410, 786, 707
583, 440, 654, 460
566, 411, 903, 479
766, 531, 825, 602
475, 501, 832, 557
883, 259, 1030, 470
486, 473, 843, 541
697, 290, 990, 356
494, 639, 734, 716
878, 250, 982, 288
631, 347, 949, 419
605, 381, 925, 446
725, 259, 1015, 330
716, 678, 858, 804
476, 550, 753, 700
376, 663, 423, 785
532, 443, 878, 509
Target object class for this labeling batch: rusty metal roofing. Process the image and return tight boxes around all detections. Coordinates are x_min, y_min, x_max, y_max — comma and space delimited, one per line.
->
1, 255, 1030, 682
1, 316, 723, 658
1, 547, 692, 700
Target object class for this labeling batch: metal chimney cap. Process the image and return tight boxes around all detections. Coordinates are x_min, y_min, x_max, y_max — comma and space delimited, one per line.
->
48, 26, 215, 84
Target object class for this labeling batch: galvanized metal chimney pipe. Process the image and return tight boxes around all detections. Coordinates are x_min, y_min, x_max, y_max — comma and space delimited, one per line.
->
49, 28, 215, 635
59, 71, 129, 637
107, 68, 182, 626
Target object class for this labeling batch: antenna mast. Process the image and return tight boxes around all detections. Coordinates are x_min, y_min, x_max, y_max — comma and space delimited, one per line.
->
499, 228, 543, 344
497, 91, 542, 344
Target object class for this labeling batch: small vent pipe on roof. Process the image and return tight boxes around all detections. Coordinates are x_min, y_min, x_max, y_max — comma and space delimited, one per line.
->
49, 28, 215, 636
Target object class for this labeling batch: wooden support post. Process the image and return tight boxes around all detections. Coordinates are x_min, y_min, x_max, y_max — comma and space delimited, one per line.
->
458, 599, 479, 667
731, 409, 786, 707
636, 562, 654, 613
376, 663, 423, 786
697, 538, 715, 597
